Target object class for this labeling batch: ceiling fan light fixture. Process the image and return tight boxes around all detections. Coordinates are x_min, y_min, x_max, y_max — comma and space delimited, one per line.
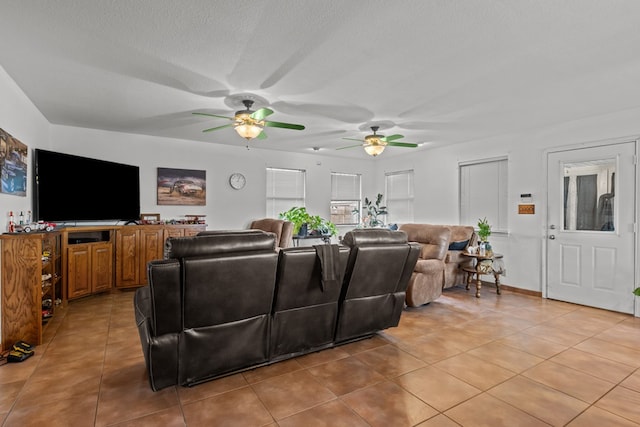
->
234, 111, 264, 140
364, 143, 386, 156
235, 123, 263, 140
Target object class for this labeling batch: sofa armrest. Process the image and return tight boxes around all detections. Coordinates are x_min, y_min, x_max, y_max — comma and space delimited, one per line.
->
147, 259, 182, 336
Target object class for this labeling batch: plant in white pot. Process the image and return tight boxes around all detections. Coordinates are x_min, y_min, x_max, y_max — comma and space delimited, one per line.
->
477, 217, 492, 256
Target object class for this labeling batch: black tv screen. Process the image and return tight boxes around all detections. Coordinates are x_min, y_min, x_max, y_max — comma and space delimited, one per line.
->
33, 149, 140, 222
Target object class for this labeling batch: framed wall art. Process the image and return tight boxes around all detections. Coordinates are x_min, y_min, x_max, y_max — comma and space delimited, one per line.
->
0, 128, 28, 197
157, 167, 206, 206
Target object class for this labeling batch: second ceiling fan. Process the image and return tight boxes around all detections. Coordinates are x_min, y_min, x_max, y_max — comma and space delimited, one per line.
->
193, 99, 305, 141
337, 126, 418, 156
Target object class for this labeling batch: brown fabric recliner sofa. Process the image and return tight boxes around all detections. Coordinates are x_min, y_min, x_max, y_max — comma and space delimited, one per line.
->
399, 224, 451, 307
250, 218, 294, 248
399, 224, 477, 306
134, 228, 419, 391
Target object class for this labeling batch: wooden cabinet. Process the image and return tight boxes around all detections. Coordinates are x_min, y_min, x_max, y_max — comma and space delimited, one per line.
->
115, 224, 204, 288
67, 242, 113, 299
62, 227, 116, 301
1, 231, 61, 349
115, 226, 164, 288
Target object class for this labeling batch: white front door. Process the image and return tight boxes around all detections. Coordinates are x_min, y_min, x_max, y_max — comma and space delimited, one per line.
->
546, 140, 637, 314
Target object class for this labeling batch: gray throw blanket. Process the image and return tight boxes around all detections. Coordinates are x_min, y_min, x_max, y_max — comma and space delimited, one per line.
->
313, 244, 341, 292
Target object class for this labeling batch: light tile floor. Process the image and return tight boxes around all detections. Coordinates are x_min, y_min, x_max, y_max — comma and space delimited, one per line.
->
1, 285, 639, 426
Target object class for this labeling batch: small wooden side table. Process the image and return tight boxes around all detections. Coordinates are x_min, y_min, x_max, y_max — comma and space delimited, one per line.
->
461, 252, 504, 298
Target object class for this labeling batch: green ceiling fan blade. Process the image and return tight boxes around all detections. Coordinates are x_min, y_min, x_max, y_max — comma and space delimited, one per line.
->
264, 120, 305, 130
342, 137, 364, 142
257, 131, 268, 139
336, 144, 362, 150
251, 108, 274, 121
381, 134, 404, 142
192, 112, 234, 120
202, 123, 234, 133
387, 141, 418, 148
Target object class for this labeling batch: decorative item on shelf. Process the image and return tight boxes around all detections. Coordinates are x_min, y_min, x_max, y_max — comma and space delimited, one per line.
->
184, 215, 206, 225
13, 221, 56, 233
278, 206, 338, 237
140, 213, 161, 225
8, 211, 15, 232
477, 217, 492, 257
352, 193, 387, 228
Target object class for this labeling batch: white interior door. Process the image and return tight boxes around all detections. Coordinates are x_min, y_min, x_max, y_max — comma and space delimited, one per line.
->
546, 141, 637, 314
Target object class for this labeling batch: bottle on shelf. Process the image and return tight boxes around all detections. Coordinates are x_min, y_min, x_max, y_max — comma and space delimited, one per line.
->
19, 211, 24, 225
8, 211, 15, 233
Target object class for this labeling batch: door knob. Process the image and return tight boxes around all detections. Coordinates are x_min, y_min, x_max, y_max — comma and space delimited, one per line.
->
550, 225, 556, 229
549, 235, 556, 240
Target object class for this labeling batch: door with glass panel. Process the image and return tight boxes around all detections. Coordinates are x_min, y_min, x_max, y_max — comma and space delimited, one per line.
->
546, 141, 636, 313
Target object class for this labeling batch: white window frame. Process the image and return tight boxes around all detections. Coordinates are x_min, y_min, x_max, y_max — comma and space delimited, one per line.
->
385, 170, 414, 224
459, 156, 508, 233
266, 167, 306, 218
330, 172, 361, 225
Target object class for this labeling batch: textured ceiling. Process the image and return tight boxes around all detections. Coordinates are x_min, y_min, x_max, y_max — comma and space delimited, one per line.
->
1, 0, 640, 158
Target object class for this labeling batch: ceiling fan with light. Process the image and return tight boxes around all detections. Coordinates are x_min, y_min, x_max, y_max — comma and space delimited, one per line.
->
193, 99, 305, 141
337, 126, 418, 156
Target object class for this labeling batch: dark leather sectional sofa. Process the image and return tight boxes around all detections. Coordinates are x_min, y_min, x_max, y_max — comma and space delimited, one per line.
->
134, 228, 419, 391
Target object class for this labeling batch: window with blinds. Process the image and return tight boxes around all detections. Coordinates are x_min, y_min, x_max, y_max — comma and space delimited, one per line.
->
385, 170, 414, 224
330, 172, 361, 225
266, 167, 306, 218
459, 157, 508, 232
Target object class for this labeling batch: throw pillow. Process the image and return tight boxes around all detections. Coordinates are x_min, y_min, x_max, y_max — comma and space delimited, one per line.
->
448, 240, 469, 250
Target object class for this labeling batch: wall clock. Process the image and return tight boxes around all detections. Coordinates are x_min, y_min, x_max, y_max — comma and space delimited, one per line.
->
229, 172, 246, 190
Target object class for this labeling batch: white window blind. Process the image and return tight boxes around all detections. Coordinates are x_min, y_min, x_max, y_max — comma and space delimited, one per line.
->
459, 157, 508, 233
266, 167, 306, 218
330, 172, 361, 225
385, 170, 414, 224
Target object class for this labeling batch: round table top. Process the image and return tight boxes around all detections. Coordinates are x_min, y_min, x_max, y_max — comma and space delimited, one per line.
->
461, 251, 503, 260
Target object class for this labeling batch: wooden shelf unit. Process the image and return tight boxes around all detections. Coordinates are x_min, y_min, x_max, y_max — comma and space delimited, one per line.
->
0, 231, 61, 350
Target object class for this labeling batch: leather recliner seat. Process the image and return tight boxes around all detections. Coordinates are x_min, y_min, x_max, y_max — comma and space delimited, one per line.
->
134, 228, 419, 391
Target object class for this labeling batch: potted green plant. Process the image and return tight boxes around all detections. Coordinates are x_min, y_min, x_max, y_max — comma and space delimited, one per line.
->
477, 217, 492, 256
279, 206, 312, 235
307, 215, 338, 237
352, 193, 388, 227
278, 207, 338, 237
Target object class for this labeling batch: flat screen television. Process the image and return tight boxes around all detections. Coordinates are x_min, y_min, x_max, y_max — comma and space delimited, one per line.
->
33, 149, 140, 223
